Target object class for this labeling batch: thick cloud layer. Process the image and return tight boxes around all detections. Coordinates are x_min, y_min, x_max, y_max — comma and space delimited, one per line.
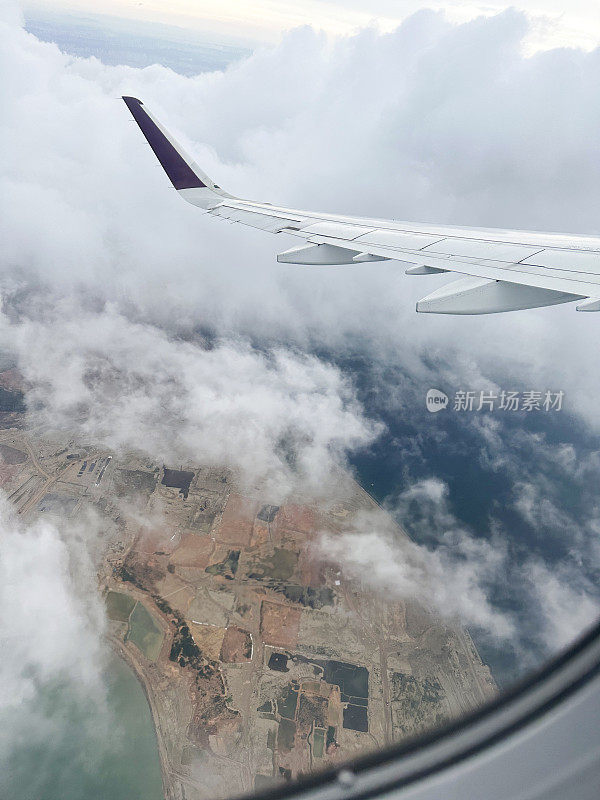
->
2, 3, 600, 427
1, 303, 378, 494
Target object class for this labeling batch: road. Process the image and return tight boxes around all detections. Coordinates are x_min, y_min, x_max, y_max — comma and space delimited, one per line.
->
16, 438, 58, 516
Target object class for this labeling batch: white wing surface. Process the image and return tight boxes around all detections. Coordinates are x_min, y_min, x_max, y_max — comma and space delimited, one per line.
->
123, 97, 600, 315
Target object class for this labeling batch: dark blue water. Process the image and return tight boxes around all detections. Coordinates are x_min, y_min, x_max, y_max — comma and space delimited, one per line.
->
333, 352, 600, 687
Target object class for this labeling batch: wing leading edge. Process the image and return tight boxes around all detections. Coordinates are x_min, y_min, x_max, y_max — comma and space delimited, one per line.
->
123, 97, 600, 315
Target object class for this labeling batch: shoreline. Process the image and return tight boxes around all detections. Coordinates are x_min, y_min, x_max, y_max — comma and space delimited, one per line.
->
107, 634, 175, 800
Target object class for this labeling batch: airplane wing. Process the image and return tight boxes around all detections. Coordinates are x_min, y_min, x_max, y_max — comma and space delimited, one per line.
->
122, 96, 600, 315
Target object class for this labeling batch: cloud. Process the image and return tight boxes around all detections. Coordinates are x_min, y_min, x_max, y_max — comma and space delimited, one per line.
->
1, 303, 379, 495
319, 482, 515, 640
0, 496, 109, 763
322, 476, 599, 666
2, 4, 600, 430
523, 560, 599, 651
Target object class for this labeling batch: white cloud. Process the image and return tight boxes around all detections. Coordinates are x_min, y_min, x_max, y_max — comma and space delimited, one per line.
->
0, 496, 109, 759
2, 4, 600, 434
322, 476, 600, 661
1, 304, 379, 495
319, 484, 516, 640
521, 559, 600, 651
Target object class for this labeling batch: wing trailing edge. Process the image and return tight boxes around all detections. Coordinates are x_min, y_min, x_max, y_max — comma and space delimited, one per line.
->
122, 97, 600, 315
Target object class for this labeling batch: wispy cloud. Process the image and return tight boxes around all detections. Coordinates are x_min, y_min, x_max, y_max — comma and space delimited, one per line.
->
0, 496, 109, 760
319, 484, 516, 640
322, 475, 599, 667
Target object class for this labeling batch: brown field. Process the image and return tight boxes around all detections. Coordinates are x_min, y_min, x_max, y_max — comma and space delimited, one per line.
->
217, 493, 259, 546
170, 533, 214, 568
155, 572, 195, 614
0, 369, 26, 391
260, 601, 301, 648
250, 520, 270, 547
386, 601, 408, 638
136, 526, 179, 556
297, 546, 335, 587
189, 622, 227, 660
0, 463, 20, 488
220, 626, 252, 662
171, 565, 209, 584
208, 718, 243, 758
122, 550, 166, 592
0, 444, 27, 465
275, 504, 317, 536
187, 671, 239, 748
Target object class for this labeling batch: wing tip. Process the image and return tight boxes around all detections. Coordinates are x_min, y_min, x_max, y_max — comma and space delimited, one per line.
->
122, 95, 207, 190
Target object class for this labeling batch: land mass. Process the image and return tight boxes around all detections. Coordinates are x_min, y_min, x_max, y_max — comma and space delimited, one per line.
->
0, 374, 496, 799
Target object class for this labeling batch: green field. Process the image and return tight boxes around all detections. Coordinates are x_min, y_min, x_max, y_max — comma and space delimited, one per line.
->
126, 602, 164, 662
205, 549, 240, 577
277, 685, 299, 720
247, 548, 297, 581
312, 728, 325, 758
277, 719, 296, 752
106, 591, 136, 622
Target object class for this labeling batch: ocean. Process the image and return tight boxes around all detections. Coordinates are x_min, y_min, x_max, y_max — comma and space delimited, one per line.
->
0, 654, 163, 800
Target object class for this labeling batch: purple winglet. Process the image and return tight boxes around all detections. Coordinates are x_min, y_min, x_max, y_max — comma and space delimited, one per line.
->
122, 96, 206, 190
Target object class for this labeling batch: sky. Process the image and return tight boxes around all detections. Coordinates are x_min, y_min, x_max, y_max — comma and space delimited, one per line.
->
1, 0, 600, 789
25, 0, 600, 51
